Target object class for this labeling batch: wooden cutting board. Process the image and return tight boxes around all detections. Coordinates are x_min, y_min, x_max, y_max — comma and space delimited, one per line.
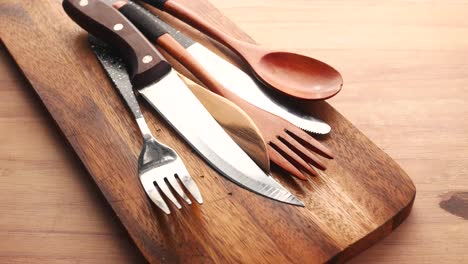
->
0, 0, 416, 263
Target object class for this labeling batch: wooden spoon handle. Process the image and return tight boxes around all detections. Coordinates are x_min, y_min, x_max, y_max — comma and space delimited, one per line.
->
62, 0, 171, 87
139, 0, 246, 55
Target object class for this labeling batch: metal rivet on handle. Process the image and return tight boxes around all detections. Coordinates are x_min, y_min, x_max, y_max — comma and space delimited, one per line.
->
113, 23, 124, 31
142, 56, 153, 64
79, 0, 88, 6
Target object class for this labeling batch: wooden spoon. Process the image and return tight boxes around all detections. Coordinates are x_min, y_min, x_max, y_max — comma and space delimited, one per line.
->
140, 0, 343, 100
178, 73, 271, 173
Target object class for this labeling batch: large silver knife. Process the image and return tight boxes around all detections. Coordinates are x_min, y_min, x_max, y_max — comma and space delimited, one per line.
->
63, 0, 303, 206
125, 1, 331, 134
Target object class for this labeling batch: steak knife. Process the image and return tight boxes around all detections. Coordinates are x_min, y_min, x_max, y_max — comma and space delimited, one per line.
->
62, 0, 303, 206
124, 0, 331, 134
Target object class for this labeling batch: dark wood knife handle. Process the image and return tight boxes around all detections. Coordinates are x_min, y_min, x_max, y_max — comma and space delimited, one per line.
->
138, 0, 244, 53
139, 0, 167, 9
62, 0, 171, 87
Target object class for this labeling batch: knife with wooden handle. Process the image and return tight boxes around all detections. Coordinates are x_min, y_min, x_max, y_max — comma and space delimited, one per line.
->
62, 0, 303, 206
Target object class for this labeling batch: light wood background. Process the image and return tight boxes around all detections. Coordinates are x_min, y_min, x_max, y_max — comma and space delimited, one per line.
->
0, 0, 467, 263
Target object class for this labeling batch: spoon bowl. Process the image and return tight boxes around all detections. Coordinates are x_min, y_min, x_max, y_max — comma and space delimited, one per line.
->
256, 51, 343, 99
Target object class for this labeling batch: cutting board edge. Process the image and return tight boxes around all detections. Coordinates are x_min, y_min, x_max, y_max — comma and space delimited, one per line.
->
331, 191, 416, 263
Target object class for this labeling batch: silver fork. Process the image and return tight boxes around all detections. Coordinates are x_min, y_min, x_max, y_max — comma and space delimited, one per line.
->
136, 119, 203, 214
90, 37, 203, 214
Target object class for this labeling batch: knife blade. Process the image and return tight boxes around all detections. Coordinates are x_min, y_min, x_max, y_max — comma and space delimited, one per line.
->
125, 1, 331, 134
176, 74, 271, 173
63, 0, 303, 206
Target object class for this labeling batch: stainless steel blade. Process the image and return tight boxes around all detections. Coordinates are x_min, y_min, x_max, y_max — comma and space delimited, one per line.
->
186, 44, 331, 134
92, 41, 303, 206
139, 70, 303, 206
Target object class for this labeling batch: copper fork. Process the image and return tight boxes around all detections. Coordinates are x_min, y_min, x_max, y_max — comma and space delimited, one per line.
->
165, 36, 333, 180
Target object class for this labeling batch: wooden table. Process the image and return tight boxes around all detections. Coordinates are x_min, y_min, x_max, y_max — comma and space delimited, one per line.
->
1, 0, 467, 263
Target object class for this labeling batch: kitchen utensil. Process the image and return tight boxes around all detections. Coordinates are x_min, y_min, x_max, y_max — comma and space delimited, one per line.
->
90, 36, 202, 214
63, 0, 303, 205
113, 1, 331, 134
178, 74, 270, 173
139, 0, 343, 100
117, 1, 333, 180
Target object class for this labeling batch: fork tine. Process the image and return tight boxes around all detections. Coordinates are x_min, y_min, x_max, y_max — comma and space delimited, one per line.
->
166, 174, 192, 204
177, 171, 203, 204
271, 138, 319, 178
141, 178, 171, 214
280, 133, 327, 170
267, 145, 307, 180
286, 127, 334, 158
155, 178, 182, 209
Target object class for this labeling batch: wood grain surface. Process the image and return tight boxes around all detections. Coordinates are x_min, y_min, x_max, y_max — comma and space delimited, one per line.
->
1, 0, 464, 263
